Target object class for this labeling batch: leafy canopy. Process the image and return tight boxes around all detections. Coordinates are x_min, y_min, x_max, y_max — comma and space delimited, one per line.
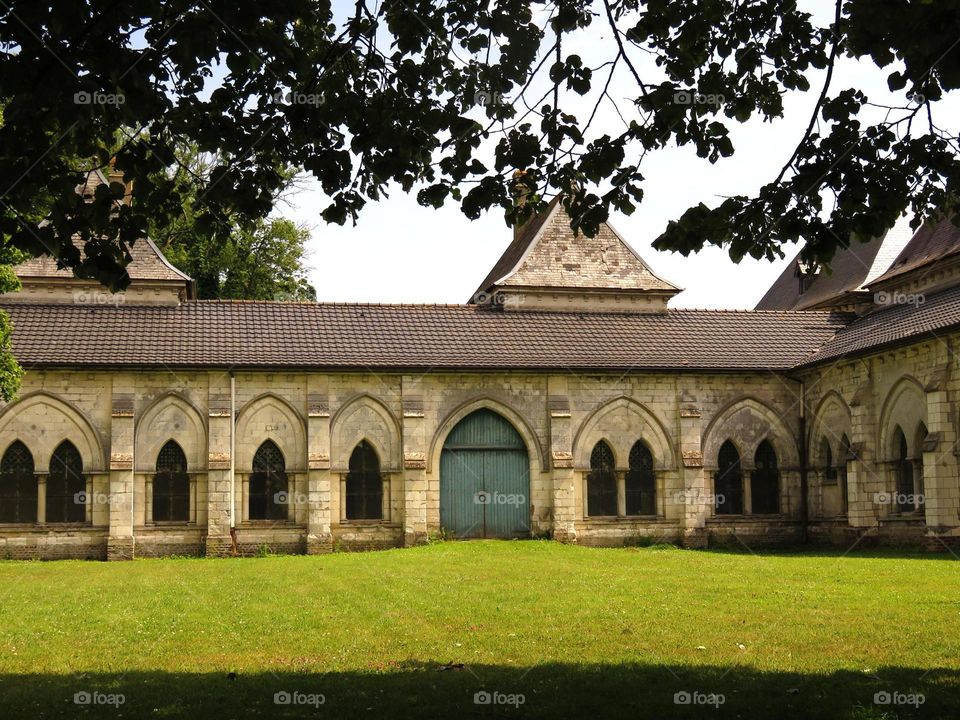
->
0, 0, 959, 289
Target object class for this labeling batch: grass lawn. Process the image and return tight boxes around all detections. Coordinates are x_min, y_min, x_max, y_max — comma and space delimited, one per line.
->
0, 541, 957, 718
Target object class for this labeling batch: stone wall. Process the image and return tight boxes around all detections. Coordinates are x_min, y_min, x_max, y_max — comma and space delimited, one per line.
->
0, 339, 955, 559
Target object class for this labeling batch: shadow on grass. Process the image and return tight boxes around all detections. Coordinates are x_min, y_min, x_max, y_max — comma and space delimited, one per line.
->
2, 664, 956, 719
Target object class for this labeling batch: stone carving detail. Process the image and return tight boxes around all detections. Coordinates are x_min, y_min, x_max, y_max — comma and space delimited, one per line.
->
111, 394, 134, 417
681, 450, 703, 468
404, 451, 426, 469
552, 450, 573, 468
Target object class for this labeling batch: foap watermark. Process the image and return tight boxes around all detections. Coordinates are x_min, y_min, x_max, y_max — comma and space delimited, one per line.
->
670, 489, 725, 506
74, 690, 125, 707
471, 290, 525, 307
672, 90, 724, 107
674, 690, 725, 707
474, 90, 506, 107
874, 491, 924, 507
74, 91, 125, 106
74, 490, 119, 506
474, 490, 525, 507
874, 290, 924, 307
273, 490, 308, 506
274, 690, 325, 707
874, 690, 925, 708
73, 290, 125, 307
272, 90, 324, 106
473, 690, 525, 708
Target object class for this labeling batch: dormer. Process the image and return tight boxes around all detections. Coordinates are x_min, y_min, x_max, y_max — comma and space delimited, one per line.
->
471, 197, 681, 312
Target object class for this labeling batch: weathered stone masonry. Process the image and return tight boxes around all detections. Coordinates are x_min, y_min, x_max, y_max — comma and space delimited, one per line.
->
0, 189, 958, 558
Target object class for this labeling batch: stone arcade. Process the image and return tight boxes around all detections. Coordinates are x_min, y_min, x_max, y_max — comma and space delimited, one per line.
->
0, 183, 959, 559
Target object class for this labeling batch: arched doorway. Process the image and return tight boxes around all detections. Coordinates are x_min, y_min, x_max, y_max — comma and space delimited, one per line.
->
440, 409, 530, 538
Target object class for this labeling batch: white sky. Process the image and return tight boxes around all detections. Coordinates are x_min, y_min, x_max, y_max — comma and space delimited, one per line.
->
280, 1, 957, 309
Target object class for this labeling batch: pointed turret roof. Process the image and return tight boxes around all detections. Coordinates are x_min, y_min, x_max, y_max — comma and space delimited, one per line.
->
472, 197, 680, 302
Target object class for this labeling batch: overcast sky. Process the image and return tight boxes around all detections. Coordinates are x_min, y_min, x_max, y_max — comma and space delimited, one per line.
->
281, 1, 954, 309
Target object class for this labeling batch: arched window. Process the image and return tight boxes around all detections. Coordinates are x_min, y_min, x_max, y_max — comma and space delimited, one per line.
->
821, 439, 836, 483
839, 434, 850, 515
249, 440, 288, 521
714, 441, 742, 515
345, 441, 383, 520
751, 440, 780, 514
47, 441, 85, 523
587, 441, 617, 517
153, 441, 190, 522
0, 441, 36, 523
893, 426, 914, 513
625, 441, 655, 515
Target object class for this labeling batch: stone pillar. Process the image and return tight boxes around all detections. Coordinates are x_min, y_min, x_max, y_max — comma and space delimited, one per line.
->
205, 373, 234, 557
922, 367, 960, 531
107, 383, 135, 560
401, 378, 428, 546
677, 388, 707, 547
306, 379, 333, 554
548, 376, 576, 542
847, 369, 879, 529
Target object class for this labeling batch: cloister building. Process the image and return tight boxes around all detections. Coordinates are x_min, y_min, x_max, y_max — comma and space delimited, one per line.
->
0, 176, 958, 559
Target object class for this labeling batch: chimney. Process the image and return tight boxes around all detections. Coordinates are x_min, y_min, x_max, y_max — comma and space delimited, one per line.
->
106, 157, 134, 205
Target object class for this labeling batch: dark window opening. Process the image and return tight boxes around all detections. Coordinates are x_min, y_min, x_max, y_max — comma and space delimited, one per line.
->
587, 441, 617, 517
0, 440, 36, 523
346, 441, 383, 520
47, 441, 85, 523
894, 426, 914, 513
714, 441, 742, 515
153, 440, 190, 522
250, 440, 288, 521
625, 441, 656, 516
751, 440, 780, 514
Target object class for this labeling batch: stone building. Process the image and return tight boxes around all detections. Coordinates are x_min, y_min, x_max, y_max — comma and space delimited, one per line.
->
0, 186, 958, 559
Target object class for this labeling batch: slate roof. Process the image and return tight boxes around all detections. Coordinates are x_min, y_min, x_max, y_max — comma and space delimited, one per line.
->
755, 219, 913, 311
868, 215, 960, 288
797, 283, 960, 366
473, 197, 679, 298
1, 302, 850, 372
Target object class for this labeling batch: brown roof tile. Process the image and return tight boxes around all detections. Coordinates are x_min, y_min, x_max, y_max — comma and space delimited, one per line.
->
797, 284, 960, 366
2, 302, 849, 372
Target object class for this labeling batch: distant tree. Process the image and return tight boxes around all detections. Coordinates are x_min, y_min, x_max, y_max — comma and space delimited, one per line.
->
0, 0, 958, 280
148, 143, 315, 300
160, 217, 316, 301
0, 245, 24, 401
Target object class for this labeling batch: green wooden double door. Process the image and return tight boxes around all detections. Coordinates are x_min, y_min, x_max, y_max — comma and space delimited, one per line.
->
439, 409, 530, 539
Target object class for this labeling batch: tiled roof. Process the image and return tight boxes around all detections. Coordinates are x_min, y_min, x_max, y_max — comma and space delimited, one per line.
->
868, 216, 960, 287
798, 284, 960, 366
473, 197, 679, 298
1, 302, 850, 372
15, 237, 192, 283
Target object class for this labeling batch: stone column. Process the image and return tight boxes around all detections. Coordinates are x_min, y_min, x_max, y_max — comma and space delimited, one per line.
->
922, 366, 960, 531
205, 373, 234, 557
401, 378, 428, 546
677, 388, 707, 548
306, 379, 333, 554
107, 383, 135, 560
847, 369, 879, 529
548, 376, 576, 542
